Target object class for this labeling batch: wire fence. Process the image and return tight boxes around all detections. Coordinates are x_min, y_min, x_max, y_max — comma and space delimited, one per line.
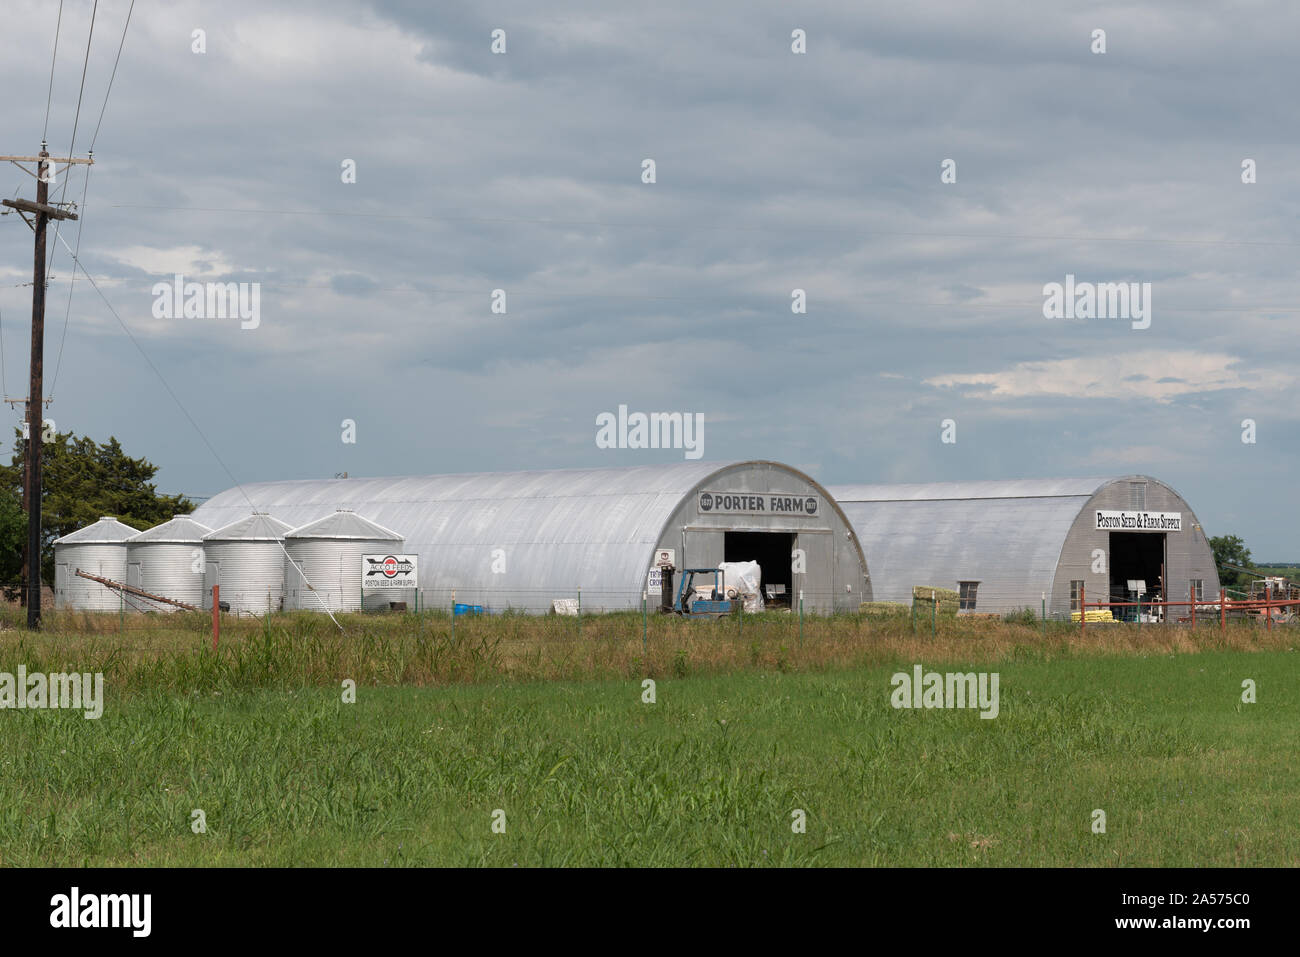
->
8, 576, 1299, 633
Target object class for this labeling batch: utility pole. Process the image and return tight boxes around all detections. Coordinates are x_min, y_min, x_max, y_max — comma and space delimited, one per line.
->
1, 142, 92, 629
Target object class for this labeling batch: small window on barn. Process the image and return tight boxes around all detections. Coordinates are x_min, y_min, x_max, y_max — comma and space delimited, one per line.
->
1070, 580, 1085, 611
1129, 482, 1146, 510
1190, 579, 1204, 602
958, 581, 979, 612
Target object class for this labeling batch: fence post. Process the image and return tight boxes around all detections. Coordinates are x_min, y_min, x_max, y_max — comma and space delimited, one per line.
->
577, 586, 582, 639
451, 589, 456, 645
211, 584, 220, 651
1220, 587, 1226, 634
1041, 591, 1046, 636
931, 589, 936, 637
799, 589, 804, 648
1080, 584, 1086, 635
1190, 583, 1196, 630
911, 595, 916, 634
642, 591, 647, 656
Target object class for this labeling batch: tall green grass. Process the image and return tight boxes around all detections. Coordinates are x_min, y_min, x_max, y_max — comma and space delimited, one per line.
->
0, 651, 1294, 866
0, 604, 1292, 695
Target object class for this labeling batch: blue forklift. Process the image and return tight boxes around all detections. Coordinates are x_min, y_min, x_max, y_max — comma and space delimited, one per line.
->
672, 567, 738, 619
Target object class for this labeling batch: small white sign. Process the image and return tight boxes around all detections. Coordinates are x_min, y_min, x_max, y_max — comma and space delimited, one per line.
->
361, 554, 418, 589
655, 548, 675, 567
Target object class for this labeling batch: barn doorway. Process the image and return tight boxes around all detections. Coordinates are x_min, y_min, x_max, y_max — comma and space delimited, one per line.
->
1109, 532, 1166, 612
724, 531, 794, 607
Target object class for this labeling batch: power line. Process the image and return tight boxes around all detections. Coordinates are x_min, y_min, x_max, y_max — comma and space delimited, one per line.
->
45, 0, 97, 295
51, 229, 345, 631
89, 0, 134, 150
42, 0, 64, 143
103, 202, 1300, 249
10, 272, 1300, 314
49, 159, 92, 400
50, 0, 134, 401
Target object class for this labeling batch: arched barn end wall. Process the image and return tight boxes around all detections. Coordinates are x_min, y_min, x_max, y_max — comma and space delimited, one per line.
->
649, 461, 870, 614
1050, 475, 1220, 618
829, 475, 1220, 618
192, 461, 871, 614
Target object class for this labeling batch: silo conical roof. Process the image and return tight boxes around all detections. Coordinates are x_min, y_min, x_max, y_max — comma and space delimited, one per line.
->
204, 512, 294, 541
285, 509, 402, 541
54, 516, 141, 545
126, 514, 213, 544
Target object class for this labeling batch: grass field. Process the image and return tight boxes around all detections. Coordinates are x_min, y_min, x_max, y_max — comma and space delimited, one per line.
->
0, 604, 1295, 866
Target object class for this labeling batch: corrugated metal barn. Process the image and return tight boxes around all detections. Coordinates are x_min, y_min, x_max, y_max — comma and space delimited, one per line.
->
192, 461, 871, 614
827, 475, 1219, 617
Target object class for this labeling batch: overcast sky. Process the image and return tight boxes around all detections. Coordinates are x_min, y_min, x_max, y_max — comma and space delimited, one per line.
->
1, 0, 1296, 556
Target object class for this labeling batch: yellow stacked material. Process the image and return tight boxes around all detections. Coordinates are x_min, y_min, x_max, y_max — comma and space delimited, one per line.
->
859, 601, 909, 616
1071, 609, 1115, 623
912, 586, 960, 616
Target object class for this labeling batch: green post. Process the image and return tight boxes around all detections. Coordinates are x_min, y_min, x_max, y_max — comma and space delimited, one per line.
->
120, 589, 124, 632
642, 591, 647, 656
451, 589, 456, 645
1041, 592, 1046, 637
578, 587, 582, 640
931, 589, 936, 638
798, 589, 804, 648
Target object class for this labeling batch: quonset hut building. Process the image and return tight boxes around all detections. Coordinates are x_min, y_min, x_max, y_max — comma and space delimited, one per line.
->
192, 461, 871, 614
827, 475, 1220, 618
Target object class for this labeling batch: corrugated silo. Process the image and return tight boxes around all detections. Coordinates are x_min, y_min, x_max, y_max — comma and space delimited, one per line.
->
202, 512, 294, 615
283, 509, 405, 612
124, 515, 213, 612
53, 516, 140, 611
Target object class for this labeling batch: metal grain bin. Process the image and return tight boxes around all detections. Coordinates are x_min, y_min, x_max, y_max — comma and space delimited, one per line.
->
124, 515, 213, 612
283, 509, 405, 612
54, 516, 140, 611
202, 512, 294, 616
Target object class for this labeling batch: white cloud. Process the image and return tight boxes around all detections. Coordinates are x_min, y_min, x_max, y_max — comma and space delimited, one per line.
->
925, 351, 1293, 403
108, 245, 236, 278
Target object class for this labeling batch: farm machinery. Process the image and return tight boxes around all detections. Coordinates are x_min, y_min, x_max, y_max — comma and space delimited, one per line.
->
1220, 564, 1300, 624
672, 568, 739, 619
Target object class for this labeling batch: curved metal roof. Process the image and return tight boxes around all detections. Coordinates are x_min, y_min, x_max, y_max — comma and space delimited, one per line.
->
829, 477, 1112, 502
192, 461, 825, 611
54, 516, 140, 545
828, 475, 1167, 608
